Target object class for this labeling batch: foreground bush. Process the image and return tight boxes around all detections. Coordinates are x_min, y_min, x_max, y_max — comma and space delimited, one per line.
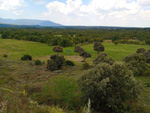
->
78, 63, 141, 113
21, 55, 32, 60
47, 54, 65, 71
35, 76, 81, 110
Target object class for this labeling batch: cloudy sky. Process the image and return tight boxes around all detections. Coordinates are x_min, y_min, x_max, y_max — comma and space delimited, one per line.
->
0, 0, 150, 27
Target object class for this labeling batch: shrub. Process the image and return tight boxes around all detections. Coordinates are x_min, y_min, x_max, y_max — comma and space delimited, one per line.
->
93, 42, 105, 54
74, 46, 84, 53
145, 39, 150, 45
78, 62, 141, 113
146, 57, 150, 64
47, 54, 65, 71
136, 48, 146, 53
114, 40, 119, 45
82, 62, 90, 70
123, 53, 150, 76
148, 50, 150, 53
53, 46, 63, 53
3, 54, 8, 58
21, 55, 32, 61
66, 60, 75, 66
93, 53, 114, 65
80, 51, 91, 61
35, 59, 42, 65
36, 76, 81, 110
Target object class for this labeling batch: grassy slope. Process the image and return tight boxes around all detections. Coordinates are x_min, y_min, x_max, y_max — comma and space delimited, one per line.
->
0, 39, 150, 112
0, 39, 149, 61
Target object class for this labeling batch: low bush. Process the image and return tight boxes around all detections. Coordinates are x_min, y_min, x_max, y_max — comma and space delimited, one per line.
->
82, 62, 90, 70
35, 59, 42, 65
53, 46, 63, 53
136, 48, 146, 53
47, 54, 65, 71
21, 55, 32, 61
3, 54, 8, 58
93, 53, 114, 65
66, 60, 75, 66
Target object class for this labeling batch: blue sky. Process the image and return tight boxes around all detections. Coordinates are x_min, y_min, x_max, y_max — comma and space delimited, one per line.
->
0, 0, 150, 27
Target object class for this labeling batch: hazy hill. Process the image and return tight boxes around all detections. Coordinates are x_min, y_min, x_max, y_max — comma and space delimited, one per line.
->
0, 18, 62, 26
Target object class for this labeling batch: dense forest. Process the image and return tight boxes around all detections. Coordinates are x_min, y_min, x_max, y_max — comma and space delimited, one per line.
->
0, 27, 150, 46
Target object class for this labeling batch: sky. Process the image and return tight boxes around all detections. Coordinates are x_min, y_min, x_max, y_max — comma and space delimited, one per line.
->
0, 0, 150, 27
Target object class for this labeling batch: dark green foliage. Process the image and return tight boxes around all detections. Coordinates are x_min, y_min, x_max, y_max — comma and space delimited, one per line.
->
123, 53, 150, 76
35, 59, 42, 65
93, 42, 105, 54
21, 55, 32, 61
66, 60, 75, 66
78, 62, 141, 113
146, 57, 150, 64
80, 51, 91, 61
82, 62, 90, 70
36, 76, 81, 110
47, 54, 65, 71
114, 40, 119, 45
58, 38, 73, 47
93, 53, 114, 65
136, 48, 146, 53
145, 39, 150, 45
74, 46, 84, 53
53, 46, 63, 53
112, 36, 119, 42
3, 54, 8, 58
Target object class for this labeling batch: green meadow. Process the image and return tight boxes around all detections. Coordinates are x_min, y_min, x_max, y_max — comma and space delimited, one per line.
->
0, 39, 149, 61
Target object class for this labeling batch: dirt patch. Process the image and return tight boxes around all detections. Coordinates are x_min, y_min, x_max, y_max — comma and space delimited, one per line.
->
65, 55, 83, 62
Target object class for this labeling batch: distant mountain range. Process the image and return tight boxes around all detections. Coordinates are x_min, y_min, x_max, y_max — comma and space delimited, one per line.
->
0, 18, 62, 27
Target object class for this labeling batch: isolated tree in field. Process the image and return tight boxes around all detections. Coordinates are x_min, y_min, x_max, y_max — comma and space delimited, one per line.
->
80, 51, 91, 62
94, 42, 104, 54
74, 46, 84, 53
53, 46, 63, 53
78, 62, 140, 113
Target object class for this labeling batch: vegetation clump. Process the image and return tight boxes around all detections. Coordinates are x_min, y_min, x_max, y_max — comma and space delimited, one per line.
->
93, 53, 114, 65
53, 46, 63, 53
82, 62, 90, 70
47, 54, 65, 71
123, 53, 150, 76
3, 54, 8, 58
35, 59, 42, 65
136, 48, 146, 53
93, 42, 104, 54
74, 46, 84, 53
66, 60, 75, 66
80, 51, 91, 61
21, 55, 32, 61
78, 62, 141, 113
34, 76, 81, 110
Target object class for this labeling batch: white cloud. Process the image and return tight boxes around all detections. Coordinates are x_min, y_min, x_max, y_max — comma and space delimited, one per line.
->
0, 0, 24, 10
137, 0, 150, 6
30, 0, 47, 5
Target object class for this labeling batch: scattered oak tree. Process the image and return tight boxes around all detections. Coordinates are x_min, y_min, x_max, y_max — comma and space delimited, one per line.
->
78, 62, 141, 113
94, 42, 105, 54
80, 51, 91, 62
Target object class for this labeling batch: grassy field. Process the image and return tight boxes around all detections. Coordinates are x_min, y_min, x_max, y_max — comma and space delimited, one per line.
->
0, 39, 149, 62
0, 39, 150, 112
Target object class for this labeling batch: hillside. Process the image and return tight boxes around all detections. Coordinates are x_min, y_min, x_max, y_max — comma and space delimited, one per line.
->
0, 18, 62, 27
